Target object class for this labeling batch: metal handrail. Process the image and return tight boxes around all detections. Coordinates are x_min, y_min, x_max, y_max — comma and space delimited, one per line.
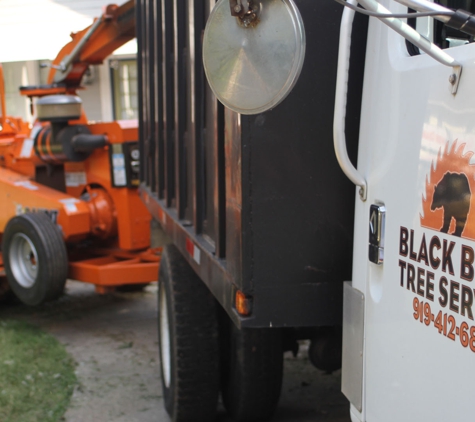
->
333, 0, 464, 201
333, 0, 367, 201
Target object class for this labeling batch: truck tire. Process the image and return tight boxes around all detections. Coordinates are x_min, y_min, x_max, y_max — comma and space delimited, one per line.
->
220, 316, 284, 422
2, 213, 68, 306
158, 244, 220, 422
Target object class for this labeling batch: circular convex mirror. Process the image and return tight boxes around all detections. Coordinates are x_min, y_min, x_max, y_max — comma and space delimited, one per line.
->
203, 0, 305, 115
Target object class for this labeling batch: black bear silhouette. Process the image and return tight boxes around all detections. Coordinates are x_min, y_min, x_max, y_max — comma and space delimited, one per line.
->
431, 172, 471, 237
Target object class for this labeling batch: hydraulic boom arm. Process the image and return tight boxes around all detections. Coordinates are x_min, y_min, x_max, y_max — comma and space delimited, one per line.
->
47, 0, 135, 90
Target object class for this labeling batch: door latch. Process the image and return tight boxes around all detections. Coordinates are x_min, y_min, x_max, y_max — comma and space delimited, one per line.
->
369, 204, 386, 265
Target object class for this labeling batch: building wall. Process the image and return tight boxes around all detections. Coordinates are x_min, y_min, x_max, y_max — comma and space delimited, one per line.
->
2, 61, 104, 123
2, 55, 136, 123
77, 65, 107, 122
2, 61, 40, 122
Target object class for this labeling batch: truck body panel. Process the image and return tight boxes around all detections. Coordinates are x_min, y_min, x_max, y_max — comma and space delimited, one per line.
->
138, 0, 368, 328
344, 2, 475, 421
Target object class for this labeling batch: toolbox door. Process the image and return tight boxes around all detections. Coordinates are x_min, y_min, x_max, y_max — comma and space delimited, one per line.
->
352, 3, 475, 422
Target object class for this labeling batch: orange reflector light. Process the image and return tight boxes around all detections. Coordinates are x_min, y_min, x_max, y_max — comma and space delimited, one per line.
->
235, 290, 252, 316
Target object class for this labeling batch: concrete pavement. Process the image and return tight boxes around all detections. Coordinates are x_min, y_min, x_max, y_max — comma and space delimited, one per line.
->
0, 280, 350, 422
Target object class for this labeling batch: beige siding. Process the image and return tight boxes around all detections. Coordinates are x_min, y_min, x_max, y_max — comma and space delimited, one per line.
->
2, 61, 39, 121
77, 65, 105, 122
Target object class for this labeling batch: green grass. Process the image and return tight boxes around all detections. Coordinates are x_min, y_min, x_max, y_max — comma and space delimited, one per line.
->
0, 320, 77, 422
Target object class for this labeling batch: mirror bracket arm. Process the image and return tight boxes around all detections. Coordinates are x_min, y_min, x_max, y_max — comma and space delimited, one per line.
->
229, 0, 248, 17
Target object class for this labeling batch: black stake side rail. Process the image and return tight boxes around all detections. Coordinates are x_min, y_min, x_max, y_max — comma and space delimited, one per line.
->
138, 0, 246, 326
138, 0, 368, 328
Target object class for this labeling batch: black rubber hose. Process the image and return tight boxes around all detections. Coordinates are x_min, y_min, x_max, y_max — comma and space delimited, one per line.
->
71, 134, 107, 152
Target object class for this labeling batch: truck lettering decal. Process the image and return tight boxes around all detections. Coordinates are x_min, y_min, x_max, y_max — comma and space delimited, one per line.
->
399, 228, 455, 275
15, 204, 58, 224
460, 245, 474, 281
398, 140, 475, 352
398, 225, 475, 353
412, 297, 475, 352
421, 141, 475, 239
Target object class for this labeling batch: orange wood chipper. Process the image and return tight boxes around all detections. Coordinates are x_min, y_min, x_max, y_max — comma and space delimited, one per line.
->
0, 0, 160, 306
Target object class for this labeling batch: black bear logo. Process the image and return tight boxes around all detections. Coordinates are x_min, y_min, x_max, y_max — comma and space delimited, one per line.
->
431, 172, 471, 237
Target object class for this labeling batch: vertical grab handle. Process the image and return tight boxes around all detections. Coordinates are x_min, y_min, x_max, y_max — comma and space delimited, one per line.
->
334, 0, 463, 202
333, 0, 367, 201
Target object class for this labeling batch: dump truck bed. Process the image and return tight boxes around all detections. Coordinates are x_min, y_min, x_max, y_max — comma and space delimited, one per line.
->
137, 0, 368, 328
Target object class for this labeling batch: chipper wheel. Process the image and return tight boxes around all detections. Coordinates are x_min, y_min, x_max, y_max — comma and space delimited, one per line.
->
2, 213, 68, 306
158, 244, 220, 422
220, 316, 284, 422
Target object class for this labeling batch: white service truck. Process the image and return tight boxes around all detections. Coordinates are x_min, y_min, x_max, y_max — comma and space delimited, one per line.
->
139, 0, 475, 420
336, 1, 475, 421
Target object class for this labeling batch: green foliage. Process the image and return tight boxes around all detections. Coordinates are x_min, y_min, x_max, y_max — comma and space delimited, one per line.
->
0, 320, 77, 422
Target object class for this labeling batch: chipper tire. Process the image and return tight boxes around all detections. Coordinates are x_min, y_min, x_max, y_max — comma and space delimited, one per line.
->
2, 213, 68, 306
158, 244, 220, 422
220, 317, 284, 422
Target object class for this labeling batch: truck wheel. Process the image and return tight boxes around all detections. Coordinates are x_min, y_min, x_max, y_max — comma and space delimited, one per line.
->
221, 317, 283, 422
2, 213, 68, 306
158, 244, 220, 422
